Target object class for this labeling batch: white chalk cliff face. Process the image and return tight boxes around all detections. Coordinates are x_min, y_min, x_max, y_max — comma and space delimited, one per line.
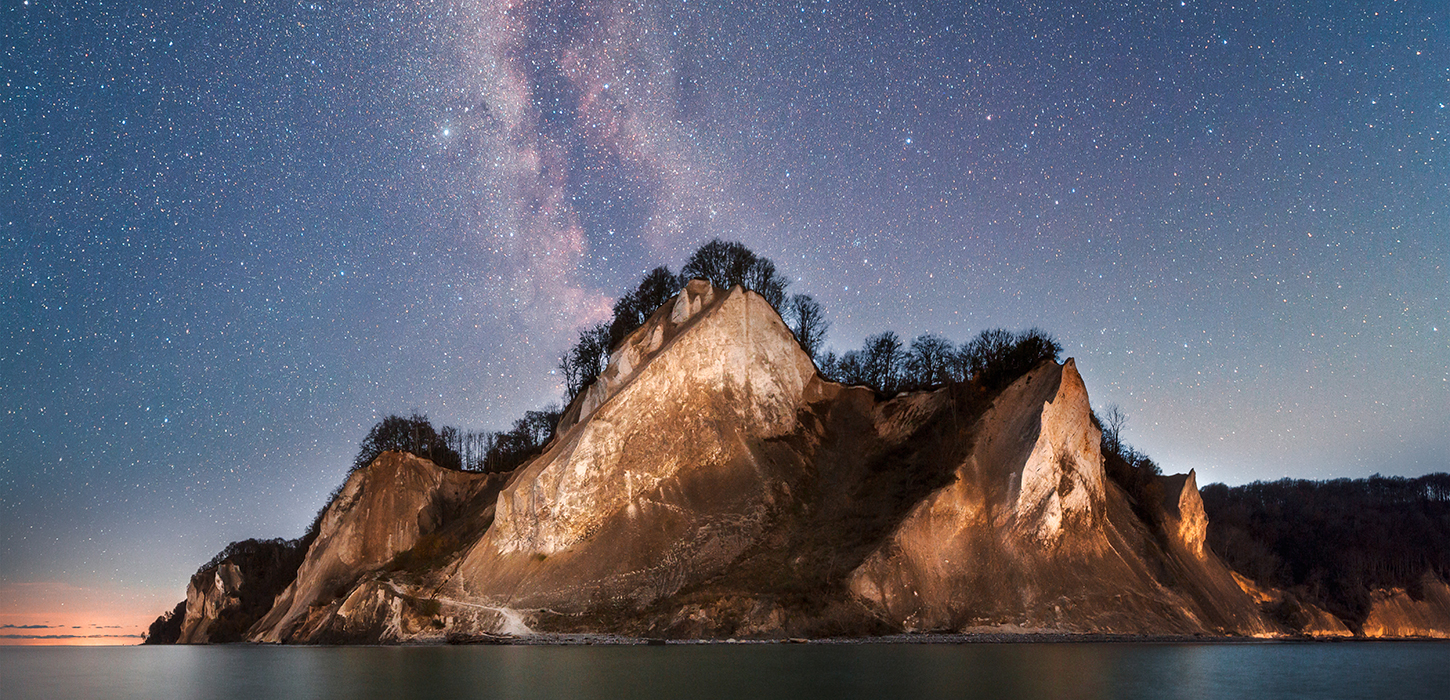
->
1161, 470, 1209, 558
1013, 360, 1108, 546
453, 281, 820, 610
249, 452, 501, 643
227, 281, 1302, 642
177, 562, 244, 644
488, 281, 814, 557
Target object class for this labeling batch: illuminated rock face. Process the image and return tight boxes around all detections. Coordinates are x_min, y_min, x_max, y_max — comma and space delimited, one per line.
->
1162, 470, 1209, 559
248, 452, 504, 643
486, 281, 815, 558
842, 361, 1273, 636
1013, 360, 1108, 547
1361, 576, 1450, 638
190, 280, 1355, 642
449, 283, 824, 614
177, 563, 243, 644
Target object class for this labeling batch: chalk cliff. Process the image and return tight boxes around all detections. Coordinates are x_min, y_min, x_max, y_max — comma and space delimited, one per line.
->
248, 451, 511, 643
1360, 575, 1450, 638
153, 280, 1435, 642
177, 563, 245, 644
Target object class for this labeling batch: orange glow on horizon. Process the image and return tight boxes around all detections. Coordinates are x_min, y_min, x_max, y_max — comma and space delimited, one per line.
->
0, 581, 177, 646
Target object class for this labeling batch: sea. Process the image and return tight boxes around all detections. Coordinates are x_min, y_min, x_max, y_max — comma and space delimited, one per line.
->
3, 641, 1446, 699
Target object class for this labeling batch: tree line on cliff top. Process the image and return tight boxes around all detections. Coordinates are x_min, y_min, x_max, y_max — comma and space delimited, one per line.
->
556, 238, 1062, 402
353, 239, 1063, 479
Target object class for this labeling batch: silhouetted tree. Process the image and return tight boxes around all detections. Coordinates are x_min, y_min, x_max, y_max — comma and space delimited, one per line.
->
435, 405, 564, 474
352, 413, 461, 471
860, 331, 905, 393
143, 601, 187, 644
902, 333, 960, 388
559, 323, 611, 404
957, 328, 1013, 382
608, 266, 685, 347
823, 327, 1063, 395
833, 350, 870, 386
680, 239, 789, 308
784, 294, 829, 361
959, 327, 1061, 389
1099, 404, 1127, 457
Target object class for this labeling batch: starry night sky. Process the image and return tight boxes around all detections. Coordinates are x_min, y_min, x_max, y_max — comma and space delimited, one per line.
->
1, 0, 1445, 637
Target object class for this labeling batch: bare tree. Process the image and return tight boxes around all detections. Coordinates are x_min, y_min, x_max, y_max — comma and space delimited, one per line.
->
832, 350, 870, 386
352, 413, 461, 471
904, 333, 958, 387
785, 294, 829, 361
1100, 404, 1127, 457
958, 328, 1061, 388
861, 331, 904, 393
559, 323, 612, 403
608, 266, 684, 346
681, 239, 789, 308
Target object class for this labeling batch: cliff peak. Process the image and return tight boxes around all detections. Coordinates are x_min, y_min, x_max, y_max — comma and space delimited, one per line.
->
460, 282, 817, 601
1014, 358, 1107, 546
1160, 470, 1208, 558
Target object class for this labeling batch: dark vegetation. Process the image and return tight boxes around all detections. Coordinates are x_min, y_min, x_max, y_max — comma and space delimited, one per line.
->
144, 537, 311, 643
680, 238, 790, 309
818, 328, 1062, 395
142, 601, 186, 644
352, 413, 461, 471
555, 239, 1064, 401
1201, 474, 1450, 629
1094, 405, 1165, 529
350, 409, 561, 476
197, 538, 311, 642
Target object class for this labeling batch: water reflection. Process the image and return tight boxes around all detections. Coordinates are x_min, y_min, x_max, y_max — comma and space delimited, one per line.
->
4, 642, 1447, 700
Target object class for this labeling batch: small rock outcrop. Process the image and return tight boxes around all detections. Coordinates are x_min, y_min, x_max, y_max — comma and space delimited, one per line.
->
1230, 572, 1354, 637
1361, 575, 1450, 638
177, 563, 244, 643
1160, 471, 1209, 559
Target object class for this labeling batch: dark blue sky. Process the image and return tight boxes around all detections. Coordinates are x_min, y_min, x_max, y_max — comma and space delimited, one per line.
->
1, 0, 1445, 635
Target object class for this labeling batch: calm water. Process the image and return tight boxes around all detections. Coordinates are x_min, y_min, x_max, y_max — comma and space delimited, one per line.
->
3, 642, 1446, 700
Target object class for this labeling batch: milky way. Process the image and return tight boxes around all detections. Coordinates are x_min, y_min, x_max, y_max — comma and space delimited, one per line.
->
0, 0, 1445, 635
431, 0, 753, 344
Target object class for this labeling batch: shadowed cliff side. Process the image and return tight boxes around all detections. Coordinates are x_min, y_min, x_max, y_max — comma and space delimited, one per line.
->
845, 363, 1275, 636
